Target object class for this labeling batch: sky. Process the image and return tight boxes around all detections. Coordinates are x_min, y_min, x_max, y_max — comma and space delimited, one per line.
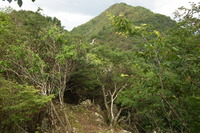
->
0, 0, 198, 31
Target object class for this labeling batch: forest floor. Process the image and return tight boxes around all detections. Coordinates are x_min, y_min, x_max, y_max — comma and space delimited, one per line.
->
49, 100, 131, 133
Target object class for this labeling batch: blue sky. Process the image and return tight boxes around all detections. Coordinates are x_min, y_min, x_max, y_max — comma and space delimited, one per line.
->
0, 0, 198, 30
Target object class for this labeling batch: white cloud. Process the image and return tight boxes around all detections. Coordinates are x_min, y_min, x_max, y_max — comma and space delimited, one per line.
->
152, 0, 199, 18
47, 11, 94, 31
0, 0, 37, 11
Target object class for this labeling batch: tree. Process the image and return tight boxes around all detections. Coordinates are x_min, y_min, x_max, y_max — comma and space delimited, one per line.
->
82, 42, 136, 126
0, 75, 53, 132
109, 2, 199, 132
1, 26, 77, 132
0, 10, 78, 132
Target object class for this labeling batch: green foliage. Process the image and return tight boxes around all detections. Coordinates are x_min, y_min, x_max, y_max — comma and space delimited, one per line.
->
0, 75, 53, 132
56, 44, 78, 63
108, 2, 200, 132
5, 44, 45, 73
72, 3, 175, 50
0, 12, 9, 34
0, 9, 80, 132
184, 96, 200, 132
0, 9, 79, 104
0, 3, 199, 132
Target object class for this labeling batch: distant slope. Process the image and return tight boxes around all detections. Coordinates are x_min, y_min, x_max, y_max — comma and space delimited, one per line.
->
71, 3, 176, 49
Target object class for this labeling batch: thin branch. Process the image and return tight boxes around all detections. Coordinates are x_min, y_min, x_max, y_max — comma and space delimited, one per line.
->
159, 93, 190, 132
50, 101, 68, 132
102, 85, 109, 110
113, 82, 128, 101
115, 106, 129, 122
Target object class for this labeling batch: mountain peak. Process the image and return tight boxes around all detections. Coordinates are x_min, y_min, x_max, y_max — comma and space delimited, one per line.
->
104, 3, 153, 18
71, 3, 175, 43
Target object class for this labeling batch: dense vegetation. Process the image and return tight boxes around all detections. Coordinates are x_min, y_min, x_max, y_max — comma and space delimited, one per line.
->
72, 3, 176, 50
0, 2, 199, 133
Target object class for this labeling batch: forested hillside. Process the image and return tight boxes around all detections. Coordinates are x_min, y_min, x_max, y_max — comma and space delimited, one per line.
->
72, 3, 176, 49
0, 2, 199, 133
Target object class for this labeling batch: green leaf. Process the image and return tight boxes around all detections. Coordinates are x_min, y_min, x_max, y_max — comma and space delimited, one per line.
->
7, 0, 12, 3
121, 74, 129, 77
172, 46, 179, 51
153, 30, 160, 37
17, 0, 23, 7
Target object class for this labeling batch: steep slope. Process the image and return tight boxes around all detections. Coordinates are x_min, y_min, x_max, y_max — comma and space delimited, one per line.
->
71, 3, 176, 49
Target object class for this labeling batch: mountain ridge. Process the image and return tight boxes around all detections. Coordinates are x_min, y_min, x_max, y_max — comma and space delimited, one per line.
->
71, 3, 176, 42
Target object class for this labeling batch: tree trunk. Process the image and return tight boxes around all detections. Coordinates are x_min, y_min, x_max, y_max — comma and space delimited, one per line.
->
50, 101, 73, 133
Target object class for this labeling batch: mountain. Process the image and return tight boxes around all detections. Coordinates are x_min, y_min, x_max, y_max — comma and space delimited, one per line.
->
71, 3, 176, 49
